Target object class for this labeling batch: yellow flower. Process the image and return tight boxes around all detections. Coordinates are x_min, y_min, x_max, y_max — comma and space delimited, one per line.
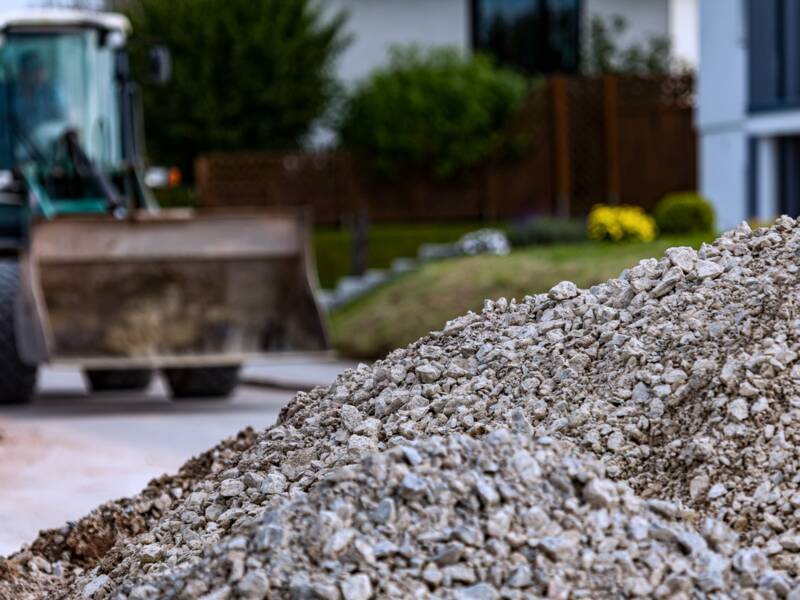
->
587, 204, 657, 243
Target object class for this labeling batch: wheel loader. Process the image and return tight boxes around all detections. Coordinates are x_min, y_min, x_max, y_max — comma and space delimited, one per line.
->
0, 10, 328, 403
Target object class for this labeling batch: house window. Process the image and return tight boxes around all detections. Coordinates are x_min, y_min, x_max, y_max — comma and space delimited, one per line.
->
779, 136, 800, 216
471, 0, 582, 75
748, 0, 800, 111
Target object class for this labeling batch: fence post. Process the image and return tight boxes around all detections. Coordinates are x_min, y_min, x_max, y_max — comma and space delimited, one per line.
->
350, 209, 369, 277
346, 155, 370, 276
481, 167, 496, 221
550, 76, 571, 217
603, 75, 622, 205
194, 155, 210, 207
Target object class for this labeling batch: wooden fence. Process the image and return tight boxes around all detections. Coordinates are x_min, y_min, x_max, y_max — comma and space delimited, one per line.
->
195, 74, 696, 225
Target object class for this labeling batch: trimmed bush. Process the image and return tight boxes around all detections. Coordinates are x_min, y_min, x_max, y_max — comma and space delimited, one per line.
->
508, 217, 586, 247
588, 204, 657, 242
338, 46, 529, 180
654, 192, 715, 235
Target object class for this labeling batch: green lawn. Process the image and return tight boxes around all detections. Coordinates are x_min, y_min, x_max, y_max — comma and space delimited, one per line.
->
314, 221, 505, 289
330, 233, 715, 359
152, 191, 500, 289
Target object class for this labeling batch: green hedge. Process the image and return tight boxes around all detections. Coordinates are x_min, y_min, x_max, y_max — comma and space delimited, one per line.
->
338, 46, 528, 180
654, 192, 715, 235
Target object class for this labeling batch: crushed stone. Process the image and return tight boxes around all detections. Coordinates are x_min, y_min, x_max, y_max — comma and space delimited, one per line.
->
82, 432, 793, 599
4, 217, 800, 598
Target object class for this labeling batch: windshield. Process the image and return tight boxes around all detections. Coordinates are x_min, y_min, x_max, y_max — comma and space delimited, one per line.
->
0, 29, 122, 170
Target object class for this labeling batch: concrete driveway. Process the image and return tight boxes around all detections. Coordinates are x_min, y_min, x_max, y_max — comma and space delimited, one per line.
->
0, 358, 355, 555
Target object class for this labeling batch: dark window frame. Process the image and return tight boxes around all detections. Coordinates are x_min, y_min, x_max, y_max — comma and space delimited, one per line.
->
747, 137, 758, 218
748, 0, 800, 112
470, 0, 582, 75
778, 135, 800, 216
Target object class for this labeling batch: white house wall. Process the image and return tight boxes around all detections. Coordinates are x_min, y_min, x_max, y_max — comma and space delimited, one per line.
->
697, 0, 747, 230
696, 0, 745, 130
700, 130, 748, 231
324, 0, 470, 86
328, 0, 694, 86
669, 0, 698, 67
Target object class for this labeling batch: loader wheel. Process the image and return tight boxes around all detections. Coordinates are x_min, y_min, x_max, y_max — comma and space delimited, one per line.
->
0, 261, 37, 404
164, 366, 240, 399
85, 369, 153, 392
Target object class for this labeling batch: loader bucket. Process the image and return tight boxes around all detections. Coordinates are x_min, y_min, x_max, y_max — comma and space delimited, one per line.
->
22, 208, 328, 368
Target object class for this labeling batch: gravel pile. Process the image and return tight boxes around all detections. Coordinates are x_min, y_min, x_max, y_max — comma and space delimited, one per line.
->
87, 431, 792, 599
3, 217, 800, 599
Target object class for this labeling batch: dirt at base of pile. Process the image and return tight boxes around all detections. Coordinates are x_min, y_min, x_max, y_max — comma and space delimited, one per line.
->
0, 428, 257, 600
6, 218, 800, 599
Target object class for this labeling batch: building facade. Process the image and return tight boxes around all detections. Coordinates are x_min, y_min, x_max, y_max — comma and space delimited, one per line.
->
326, 0, 697, 85
698, 0, 800, 230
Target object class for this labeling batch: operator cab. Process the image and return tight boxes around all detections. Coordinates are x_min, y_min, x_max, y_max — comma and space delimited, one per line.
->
0, 11, 130, 167
0, 10, 154, 224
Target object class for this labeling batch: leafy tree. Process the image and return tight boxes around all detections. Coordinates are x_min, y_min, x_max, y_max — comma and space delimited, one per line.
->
583, 15, 674, 76
124, 0, 348, 176
338, 46, 528, 181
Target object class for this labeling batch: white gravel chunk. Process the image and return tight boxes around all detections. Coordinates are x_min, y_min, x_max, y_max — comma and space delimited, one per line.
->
340, 573, 372, 600
696, 259, 724, 278
548, 280, 579, 300
219, 479, 244, 497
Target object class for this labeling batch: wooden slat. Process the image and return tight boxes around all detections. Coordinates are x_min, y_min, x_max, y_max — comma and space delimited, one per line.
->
193, 75, 696, 223
603, 75, 622, 204
550, 75, 572, 217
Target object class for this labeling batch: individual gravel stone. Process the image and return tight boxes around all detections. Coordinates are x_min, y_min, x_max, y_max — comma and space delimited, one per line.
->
666, 245, 697, 272
453, 582, 499, 600
220, 479, 245, 497
340, 573, 372, 600
81, 575, 112, 599
259, 472, 287, 495
415, 363, 441, 383
696, 258, 724, 279
370, 498, 394, 524
651, 265, 683, 297
505, 565, 531, 588
340, 404, 362, 433
236, 570, 268, 600
138, 544, 161, 565
547, 280, 578, 300
583, 478, 618, 508
690, 474, 710, 501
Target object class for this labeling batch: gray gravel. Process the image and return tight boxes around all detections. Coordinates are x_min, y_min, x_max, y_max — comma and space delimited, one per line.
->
5, 217, 800, 599
96, 432, 789, 599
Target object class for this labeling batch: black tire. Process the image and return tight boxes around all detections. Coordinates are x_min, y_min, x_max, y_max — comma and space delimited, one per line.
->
164, 366, 240, 400
85, 369, 153, 392
0, 261, 37, 404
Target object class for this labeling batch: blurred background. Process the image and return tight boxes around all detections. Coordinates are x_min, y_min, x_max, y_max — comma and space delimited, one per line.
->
7, 0, 774, 364
10, 0, 790, 368
5, 0, 709, 360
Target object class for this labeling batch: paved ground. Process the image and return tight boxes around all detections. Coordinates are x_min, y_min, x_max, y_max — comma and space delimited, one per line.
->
241, 354, 359, 391
0, 358, 355, 556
